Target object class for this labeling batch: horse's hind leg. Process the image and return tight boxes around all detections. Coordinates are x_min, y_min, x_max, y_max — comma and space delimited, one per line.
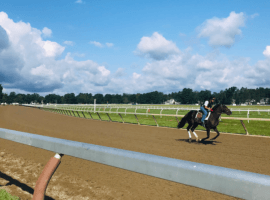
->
210, 127, 220, 140
187, 123, 192, 143
191, 123, 199, 142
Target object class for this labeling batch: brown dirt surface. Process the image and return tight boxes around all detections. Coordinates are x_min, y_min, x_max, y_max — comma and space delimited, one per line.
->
0, 106, 269, 200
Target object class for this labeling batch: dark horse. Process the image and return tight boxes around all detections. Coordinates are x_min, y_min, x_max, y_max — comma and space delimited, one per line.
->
177, 104, 232, 142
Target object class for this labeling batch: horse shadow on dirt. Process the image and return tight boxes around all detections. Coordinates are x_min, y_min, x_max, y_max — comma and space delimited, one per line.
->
175, 139, 221, 145
0, 171, 55, 200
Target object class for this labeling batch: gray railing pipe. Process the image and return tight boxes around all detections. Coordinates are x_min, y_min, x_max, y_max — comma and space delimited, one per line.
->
0, 128, 269, 199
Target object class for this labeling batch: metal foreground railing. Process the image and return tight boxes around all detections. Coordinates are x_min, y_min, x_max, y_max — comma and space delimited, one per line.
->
0, 128, 269, 200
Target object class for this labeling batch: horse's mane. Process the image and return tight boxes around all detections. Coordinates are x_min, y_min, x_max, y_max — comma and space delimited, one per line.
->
212, 104, 222, 111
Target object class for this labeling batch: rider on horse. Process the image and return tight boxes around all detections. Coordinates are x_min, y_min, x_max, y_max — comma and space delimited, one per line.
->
200, 97, 215, 127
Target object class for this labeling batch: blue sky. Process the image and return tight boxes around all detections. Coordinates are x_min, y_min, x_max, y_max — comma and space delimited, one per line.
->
0, 0, 270, 95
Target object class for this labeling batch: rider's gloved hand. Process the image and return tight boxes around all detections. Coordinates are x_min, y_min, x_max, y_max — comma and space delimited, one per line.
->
211, 109, 213, 112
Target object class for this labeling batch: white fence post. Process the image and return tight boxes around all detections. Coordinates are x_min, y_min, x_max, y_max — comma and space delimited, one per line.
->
94, 99, 96, 113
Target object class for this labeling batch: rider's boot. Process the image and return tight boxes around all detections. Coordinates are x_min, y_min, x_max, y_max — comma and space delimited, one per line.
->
201, 120, 205, 127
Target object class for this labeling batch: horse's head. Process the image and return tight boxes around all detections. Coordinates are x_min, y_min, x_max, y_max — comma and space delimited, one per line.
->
222, 105, 232, 115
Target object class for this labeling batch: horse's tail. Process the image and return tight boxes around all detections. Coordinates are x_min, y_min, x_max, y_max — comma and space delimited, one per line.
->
177, 112, 189, 129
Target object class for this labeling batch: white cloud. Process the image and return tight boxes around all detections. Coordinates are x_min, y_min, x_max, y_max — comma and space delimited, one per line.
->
0, 12, 113, 93
106, 43, 114, 47
98, 66, 110, 76
41, 40, 65, 57
198, 12, 246, 47
1, 11, 270, 95
75, 0, 83, 3
250, 13, 259, 19
0, 25, 9, 51
131, 34, 270, 93
114, 68, 125, 77
42, 27, 52, 37
133, 72, 141, 79
63, 41, 74, 46
179, 32, 186, 37
31, 64, 54, 76
90, 41, 114, 48
90, 41, 103, 48
73, 53, 85, 57
135, 32, 180, 60
263, 46, 270, 58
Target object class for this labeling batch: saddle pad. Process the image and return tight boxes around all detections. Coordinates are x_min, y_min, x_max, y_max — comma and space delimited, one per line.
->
196, 111, 211, 120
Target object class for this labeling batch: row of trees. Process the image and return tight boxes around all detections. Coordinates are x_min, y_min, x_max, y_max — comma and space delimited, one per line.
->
0, 84, 270, 105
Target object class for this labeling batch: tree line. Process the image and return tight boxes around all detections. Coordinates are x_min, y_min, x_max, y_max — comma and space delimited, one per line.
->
0, 85, 269, 105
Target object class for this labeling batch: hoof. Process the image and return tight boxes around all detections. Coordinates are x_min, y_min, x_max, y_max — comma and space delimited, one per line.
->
189, 138, 192, 143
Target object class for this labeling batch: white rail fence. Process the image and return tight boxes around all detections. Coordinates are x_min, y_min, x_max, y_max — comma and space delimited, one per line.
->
23, 104, 270, 119
0, 127, 269, 200
22, 104, 270, 136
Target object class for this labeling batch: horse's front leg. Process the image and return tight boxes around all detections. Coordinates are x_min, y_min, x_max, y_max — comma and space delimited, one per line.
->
210, 127, 220, 140
200, 128, 210, 141
191, 123, 199, 142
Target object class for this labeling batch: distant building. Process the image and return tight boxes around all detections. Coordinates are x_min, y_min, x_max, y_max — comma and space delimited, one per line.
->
164, 99, 180, 105
245, 99, 256, 105
259, 98, 269, 105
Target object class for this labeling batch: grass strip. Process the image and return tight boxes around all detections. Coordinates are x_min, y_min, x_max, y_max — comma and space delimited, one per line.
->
0, 189, 20, 200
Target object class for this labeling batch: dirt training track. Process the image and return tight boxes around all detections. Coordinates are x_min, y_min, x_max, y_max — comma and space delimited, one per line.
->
0, 106, 270, 199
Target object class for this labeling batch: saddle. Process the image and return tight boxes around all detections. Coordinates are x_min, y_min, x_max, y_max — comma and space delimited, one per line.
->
195, 110, 211, 121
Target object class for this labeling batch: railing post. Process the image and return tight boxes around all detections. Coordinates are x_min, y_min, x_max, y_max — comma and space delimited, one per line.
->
82, 111, 86, 118
33, 153, 63, 200
134, 114, 140, 125
88, 112, 93, 119
248, 110, 249, 123
152, 115, 159, 127
119, 113, 124, 123
106, 113, 112, 122
97, 112, 102, 120
175, 116, 179, 123
240, 120, 249, 135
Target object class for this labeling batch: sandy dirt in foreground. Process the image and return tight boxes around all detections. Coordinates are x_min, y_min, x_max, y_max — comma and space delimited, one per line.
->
0, 106, 269, 199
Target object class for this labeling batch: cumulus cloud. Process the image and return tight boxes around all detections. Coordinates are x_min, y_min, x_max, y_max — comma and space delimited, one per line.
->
63, 41, 74, 46
90, 41, 114, 48
42, 27, 52, 37
130, 33, 270, 93
250, 13, 259, 19
31, 64, 54, 76
75, 0, 83, 3
0, 25, 10, 51
114, 68, 125, 77
90, 41, 103, 48
198, 11, 246, 47
0, 11, 112, 93
135, 32, 180, 60
1, 11, 270, 95
106, 43, 114, 47
263, 46, 270, 58
133, 72, 141, 79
